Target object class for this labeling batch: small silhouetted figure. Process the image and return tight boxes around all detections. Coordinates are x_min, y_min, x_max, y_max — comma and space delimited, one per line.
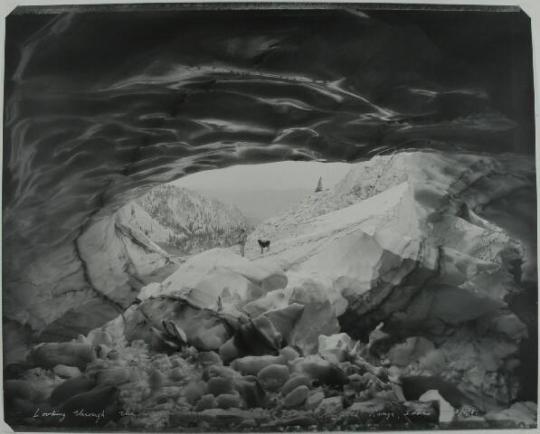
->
257, 239, 270, 254
238, 228, 247, 257
315, 176, 323, 192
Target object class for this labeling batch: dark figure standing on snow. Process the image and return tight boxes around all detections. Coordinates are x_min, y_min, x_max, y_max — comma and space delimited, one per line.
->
238, 228, 247, 257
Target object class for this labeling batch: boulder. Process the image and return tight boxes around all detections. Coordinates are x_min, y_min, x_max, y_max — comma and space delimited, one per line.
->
159, 249, 286, 309
216, 393, 242, 410
124, 296, 232, 351
305, 390, 325, 410
29, 342, 95, 369
419, 389, 455, 423
386, 336, 435, 367
288, 279, 340, 354
316, 396, 343, 415
281, 374, 312, 396
196, 394, 217, 411
4, 380, 45, 403
95, 367, 132, 386
53, 364, 82, 379
233, 376, 266, 409
50, 377, 97, 405
260, 304, 304, 345
231, 355, 285, 376
292, 355, 348, 387
184, 381, 207, 405
485, 401, 537, 428
257, 364, 290, 392
318, 333, 352, 364
283, 385, 309, 408
207, 377, 235, 397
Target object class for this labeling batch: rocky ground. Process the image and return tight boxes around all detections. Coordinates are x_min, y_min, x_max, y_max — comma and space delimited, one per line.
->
4, 152, 537, 431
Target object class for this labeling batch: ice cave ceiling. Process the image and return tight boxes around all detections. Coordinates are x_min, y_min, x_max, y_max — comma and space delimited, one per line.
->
2, 6, 535, 349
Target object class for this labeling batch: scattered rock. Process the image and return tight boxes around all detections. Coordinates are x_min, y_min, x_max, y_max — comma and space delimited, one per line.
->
216, 393, 242, 409
281, 374, 311, 396
318, 333, 352, 364
219, 337, 241, 363
284, 385, 309, 408
233, 376, 266, 409
197, 395, 218, 412
261, 304, 305, 344
279, 346, 300, 363
50, 376, 97, 405
198, 351, 222, 368
184, 381, 207, 405
485, 401, 537, 428
231, 355, 284, 376
207, 377, 235, 396
53, 364, 81, 379
387, 336, 435, 367
305, 390, 325, 410
95, 367, 132, 386
60, 385, 119, 426
292, 355, 348, 386
316, 396, 343, 415
29, 342, 95, 369
257, 364, 290, 392
288, 279, 340, 354
419, 389, 455, 423
4, 380, 44, 403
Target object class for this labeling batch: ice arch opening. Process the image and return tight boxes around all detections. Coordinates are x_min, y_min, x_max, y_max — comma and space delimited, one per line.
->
2, 6, 536, 412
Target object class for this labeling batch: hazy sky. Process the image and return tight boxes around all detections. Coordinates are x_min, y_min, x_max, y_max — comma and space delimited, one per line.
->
173, 161, 353, 191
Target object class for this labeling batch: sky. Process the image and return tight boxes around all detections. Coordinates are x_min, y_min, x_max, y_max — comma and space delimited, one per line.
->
173, 161, 353, 192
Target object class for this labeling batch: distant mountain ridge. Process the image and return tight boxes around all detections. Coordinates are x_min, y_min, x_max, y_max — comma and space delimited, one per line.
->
119, 185, 251, 255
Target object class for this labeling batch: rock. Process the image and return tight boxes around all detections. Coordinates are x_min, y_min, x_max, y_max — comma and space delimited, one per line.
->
216, 393, 242, 409
86, 329, 113, 347
218, 340, 239, 366
485, 401, 537, 428
292, 355, 348, 386
401, 400, 439, 424
169, 367, 186, 382
257, 364, 290, 392
207, 365, 238, 379
29, 342, 95, 369
53, 364, 82, 379
251, 315, 282, 350
207, 377, 235, 396
233, 376, 266, 409
419, 389, 455, 423
284, 385, 309, 408
271, 413, 318, 428
399, 376, 470, 409
196, 394, 217, 411
50, 376, 97, 405
95, 367, 132, 386
279, 346, 300, 363
281, 374, 311, 396
198, 351, 222, 368
124, 296, 232, 351
486, 313, 528, 340
288, 279, 340, 354
305, 390, 325, 410
184, 381, 207, 405
318, 333, 352, 364
387, 336, 435, 367
261, 304, 305, 344
60, 385, 119, 426
366, 323, 392, 357
231, 355, 285, 376
4, 380, 44, 403
316, 396, 343, 415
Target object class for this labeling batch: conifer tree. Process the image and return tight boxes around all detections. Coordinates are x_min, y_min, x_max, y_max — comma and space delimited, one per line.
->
315, 176, 323, 192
